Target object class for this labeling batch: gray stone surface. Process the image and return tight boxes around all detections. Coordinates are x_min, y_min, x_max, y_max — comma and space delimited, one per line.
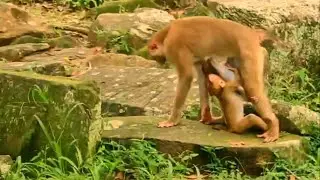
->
0, 43, 50, 62
76, 64, 320, 136
76, 65, 201, 117
102, 116, 308, 175
0, 2, 51, 46
207, 0, 319, 24
88, 8, 174, 49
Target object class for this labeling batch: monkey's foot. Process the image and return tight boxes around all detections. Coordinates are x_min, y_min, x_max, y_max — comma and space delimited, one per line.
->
157, 121, 177, 128
257, 128, 279, 143
200, 116, 224, 125
199, 105, 213, 124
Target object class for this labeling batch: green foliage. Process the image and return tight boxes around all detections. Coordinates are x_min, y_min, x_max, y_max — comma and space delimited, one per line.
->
182, 104, 200, 120
268, 21, 320, 112
107, 31, 134, 54
65, 0, 104, 9
95, 29, 134, 54
260, 149, 320, 179
308, 124, 320, 156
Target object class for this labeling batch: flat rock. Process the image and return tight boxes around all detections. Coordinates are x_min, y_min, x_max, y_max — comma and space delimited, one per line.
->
207, 0, 319, 24
76, 65, 200, 116
88, 8, 174, 49
0, 43, 50, 61
0, 2, 51, 46
102, 116, 308, 175
76, 63, 319, 136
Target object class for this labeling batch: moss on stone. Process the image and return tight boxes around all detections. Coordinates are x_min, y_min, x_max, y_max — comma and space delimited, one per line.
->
0, 70, 102, 159
133, 46, 151, 59
183, 2, 266, 28
102, 116, 309, 175
48, 35, 77, 48
10, 35, 44, 45
95, 0, 161, 16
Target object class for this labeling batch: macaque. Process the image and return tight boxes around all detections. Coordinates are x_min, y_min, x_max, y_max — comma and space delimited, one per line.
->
147, 16, 280, 142
206, 72, 268, 134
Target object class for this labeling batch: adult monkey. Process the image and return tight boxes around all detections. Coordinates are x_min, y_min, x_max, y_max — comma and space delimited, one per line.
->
147, 16, 279, 142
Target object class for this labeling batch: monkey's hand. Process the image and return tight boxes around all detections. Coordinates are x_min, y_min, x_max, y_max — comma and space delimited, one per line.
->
158, 121, 178, 128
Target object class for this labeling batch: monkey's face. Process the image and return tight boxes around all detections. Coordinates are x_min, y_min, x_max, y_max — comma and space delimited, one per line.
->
207, 74, 225, 96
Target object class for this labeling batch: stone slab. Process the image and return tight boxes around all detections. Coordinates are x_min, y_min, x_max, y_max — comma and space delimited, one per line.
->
76, 65, 201, 117
102, 116, 308, 175
0, 70, 102, 159
207, 0, 319, 24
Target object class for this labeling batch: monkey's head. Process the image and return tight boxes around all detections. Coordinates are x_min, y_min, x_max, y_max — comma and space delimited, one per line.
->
207, 74, 226, 96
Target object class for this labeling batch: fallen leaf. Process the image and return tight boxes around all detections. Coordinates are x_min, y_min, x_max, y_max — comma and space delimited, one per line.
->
114, 171, 124, 180
229, 141, 246, 147
92, 47, 103, 55
289, 175, 296, 180
185, 174, 207, 179
57, 6, 64, 12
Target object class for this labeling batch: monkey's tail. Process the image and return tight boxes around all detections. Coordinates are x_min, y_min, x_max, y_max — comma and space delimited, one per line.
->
255, 29, 288, 49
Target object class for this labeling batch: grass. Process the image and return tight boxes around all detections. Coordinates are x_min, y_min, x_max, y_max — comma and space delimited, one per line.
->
3, 131, 320, 179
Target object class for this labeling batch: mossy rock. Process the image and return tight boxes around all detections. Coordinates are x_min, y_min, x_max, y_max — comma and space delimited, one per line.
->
48, 35, 78, 48
182, 2, 266, 28
102, 116, 309, 176
0, 70, 102, 160
10, 35, 45, 45
133, 46, 150, 59
91, 0, 161, 18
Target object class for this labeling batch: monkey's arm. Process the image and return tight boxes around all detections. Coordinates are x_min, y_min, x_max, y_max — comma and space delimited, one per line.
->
209, 60, 236, 81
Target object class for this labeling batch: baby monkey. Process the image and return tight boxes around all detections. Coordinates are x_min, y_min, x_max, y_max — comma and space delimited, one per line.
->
204, 61, 268, 134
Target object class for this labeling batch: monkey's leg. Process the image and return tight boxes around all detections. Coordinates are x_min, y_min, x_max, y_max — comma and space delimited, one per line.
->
239, 47, 279, 142
229, 114, 268, 134
194, 62, 215, 124
158, 49, 194, 128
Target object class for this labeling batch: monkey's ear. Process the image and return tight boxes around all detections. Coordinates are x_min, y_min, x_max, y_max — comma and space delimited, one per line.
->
219, 80, 226, 88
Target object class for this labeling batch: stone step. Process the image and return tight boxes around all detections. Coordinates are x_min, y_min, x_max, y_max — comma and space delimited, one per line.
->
77, 65, 201, 117
102, 116, 308, 175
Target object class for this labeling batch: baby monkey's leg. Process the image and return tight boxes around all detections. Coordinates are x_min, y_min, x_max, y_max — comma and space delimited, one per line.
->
229, 114, 268, 134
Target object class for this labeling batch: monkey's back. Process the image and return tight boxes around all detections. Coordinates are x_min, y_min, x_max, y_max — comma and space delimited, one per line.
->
165, 16, 261, 57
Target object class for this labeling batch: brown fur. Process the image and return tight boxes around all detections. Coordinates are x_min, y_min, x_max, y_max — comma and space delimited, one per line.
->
207, 74, 268, 134
147, 16, 279, 142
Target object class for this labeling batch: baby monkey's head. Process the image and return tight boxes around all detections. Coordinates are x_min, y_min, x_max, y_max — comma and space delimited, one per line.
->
207, 74, 226, 96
